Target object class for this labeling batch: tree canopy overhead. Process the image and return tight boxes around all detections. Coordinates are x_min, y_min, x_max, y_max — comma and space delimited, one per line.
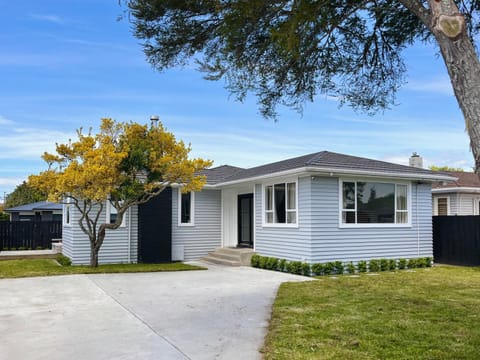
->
29, 118, 212, 266
127, 0, 480, 171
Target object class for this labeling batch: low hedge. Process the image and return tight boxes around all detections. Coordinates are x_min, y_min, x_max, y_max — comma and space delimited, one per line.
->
251, 254, 433, 277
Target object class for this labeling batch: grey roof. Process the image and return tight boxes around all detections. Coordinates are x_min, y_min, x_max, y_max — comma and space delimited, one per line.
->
211, 151, 452, 184
5, 201, 62, 213
200, 165, 245, 185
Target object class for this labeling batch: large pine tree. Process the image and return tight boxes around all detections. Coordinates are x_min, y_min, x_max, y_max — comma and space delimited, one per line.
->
126, 0, 480, 170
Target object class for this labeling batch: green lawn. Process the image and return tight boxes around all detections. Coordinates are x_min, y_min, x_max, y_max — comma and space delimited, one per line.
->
0, 259, 205, 279
263, 266, 480, 360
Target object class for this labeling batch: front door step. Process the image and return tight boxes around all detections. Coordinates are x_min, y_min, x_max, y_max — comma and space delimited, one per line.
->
200, 247, 255, 266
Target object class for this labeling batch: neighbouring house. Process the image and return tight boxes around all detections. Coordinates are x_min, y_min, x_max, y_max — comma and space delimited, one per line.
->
432, 171, 480, 216
4, 201, 62, 222
62, 151, 453, 265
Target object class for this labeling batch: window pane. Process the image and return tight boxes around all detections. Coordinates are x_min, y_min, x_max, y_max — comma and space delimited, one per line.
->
437, 198, 448, 216
343, 182, 355, 209
287, 211, 296, 224
342, 211, 355, 223
274, 183, 286, 223
181, 192, 191, 223
357, 182, 394, 223
287, 183, 296, 210
265, 186, 273, 211
110, 204, 118, 224
396, 211, 408, 223
110, 213, 117, 224
396, 185, 407, 210
266, 212, 273, 223
66, 205, 70, 224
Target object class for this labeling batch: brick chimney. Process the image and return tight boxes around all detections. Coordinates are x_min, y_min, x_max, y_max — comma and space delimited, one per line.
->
409, 152, 423, 168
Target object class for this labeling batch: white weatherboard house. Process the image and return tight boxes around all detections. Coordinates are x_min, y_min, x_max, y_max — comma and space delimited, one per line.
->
62, 151, 454, 265
432, 171, 480, 216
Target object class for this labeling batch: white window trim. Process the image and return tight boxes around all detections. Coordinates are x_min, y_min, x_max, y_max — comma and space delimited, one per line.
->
434, 196, 450, 216
338, 178, 412, 228
63, 197, 71, 227
106, 200, 126, 227
262, 178, 298, 228
178, 190, 195, 226
475, 197, 480, 216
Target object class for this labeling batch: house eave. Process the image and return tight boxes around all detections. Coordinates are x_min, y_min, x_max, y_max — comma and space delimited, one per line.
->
213, 166, 456, 187
432, 187, 480, 194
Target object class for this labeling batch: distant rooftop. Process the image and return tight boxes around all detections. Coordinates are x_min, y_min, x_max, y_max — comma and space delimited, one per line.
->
432, 171, 480, 189
5, 201, 62, 213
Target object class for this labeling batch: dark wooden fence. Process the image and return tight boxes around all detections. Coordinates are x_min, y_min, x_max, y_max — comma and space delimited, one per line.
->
433, 216, 480, 266
0, 221, 62, 251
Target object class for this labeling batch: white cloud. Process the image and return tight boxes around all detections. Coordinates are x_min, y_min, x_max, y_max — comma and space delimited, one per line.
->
60, 38, 131, 51
0, 116, 14, 125
29, 13, 64, 24
382, 152, 473, 172
381, 155, 410, 166
0, 177, 25, 187
0, 126, 73, 160
405, 77, 453, 96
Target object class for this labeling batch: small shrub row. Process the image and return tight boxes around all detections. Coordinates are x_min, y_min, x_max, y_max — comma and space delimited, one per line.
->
251, 254, 311, 276
251, 254, 432, 277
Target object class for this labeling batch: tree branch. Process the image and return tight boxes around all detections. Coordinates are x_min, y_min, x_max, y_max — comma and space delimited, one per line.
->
398, 0, 432, 28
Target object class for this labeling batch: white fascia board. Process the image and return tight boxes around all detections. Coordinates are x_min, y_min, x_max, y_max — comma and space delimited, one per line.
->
432, 187, 480, 194
171, 183, 216, 190
214, 168, 310, 187
213, 166, 456, 187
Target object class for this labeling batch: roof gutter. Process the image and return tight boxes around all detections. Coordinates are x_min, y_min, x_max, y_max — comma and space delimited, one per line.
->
432, 186, 480, 194
214, 166, 456, 187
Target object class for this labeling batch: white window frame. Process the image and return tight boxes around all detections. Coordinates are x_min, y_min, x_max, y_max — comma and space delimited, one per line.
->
338, 178, 412, 228
63, 197, 71, 227
106, 200, 126, 227
178, 190, 195, 226
434, 196, 450, 216
474, 197, 480, 216
262, 178, 298, 228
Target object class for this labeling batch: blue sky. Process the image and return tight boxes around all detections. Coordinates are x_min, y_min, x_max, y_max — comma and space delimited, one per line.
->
0, 0, 473, 201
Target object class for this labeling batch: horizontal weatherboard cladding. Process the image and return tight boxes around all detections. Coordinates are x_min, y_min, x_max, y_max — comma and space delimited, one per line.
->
310, 177, 433, 263
254, 177, 312, 262
253, 176, 433, 264
172, 188, 221, 261
61, 202, 138, 265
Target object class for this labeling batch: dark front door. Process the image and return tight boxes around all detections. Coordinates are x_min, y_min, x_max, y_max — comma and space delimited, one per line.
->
138, 188, 172, 263
238, 193, 253, 248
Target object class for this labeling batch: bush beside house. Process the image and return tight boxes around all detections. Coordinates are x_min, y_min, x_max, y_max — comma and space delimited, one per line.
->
251, 254, 432, 277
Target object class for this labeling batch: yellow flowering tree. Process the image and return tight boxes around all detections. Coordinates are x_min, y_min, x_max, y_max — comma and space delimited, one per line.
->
29, 118, 212, 267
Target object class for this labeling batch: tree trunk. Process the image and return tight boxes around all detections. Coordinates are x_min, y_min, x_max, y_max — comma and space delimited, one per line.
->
90, 245, 99, 267
89, 232, 105, 267
430, 15, 480, 172
89, 226, 109, 267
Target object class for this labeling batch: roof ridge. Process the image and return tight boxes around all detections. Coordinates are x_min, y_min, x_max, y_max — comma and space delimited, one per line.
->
305, 151, 328, 166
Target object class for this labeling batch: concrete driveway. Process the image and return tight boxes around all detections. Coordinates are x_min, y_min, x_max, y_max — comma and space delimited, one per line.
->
0, 263, 311, 360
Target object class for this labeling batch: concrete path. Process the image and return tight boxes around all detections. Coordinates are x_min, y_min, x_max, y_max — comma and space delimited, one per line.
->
0, 263, 312, 360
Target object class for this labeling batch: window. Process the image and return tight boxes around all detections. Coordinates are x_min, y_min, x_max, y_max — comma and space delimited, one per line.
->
63, 198, 71, 226
179, 191, 194, 226
341, 180, 409, 225
264, 181, 297, 225
106, 201, 125, 226
435, 197, 449, 216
